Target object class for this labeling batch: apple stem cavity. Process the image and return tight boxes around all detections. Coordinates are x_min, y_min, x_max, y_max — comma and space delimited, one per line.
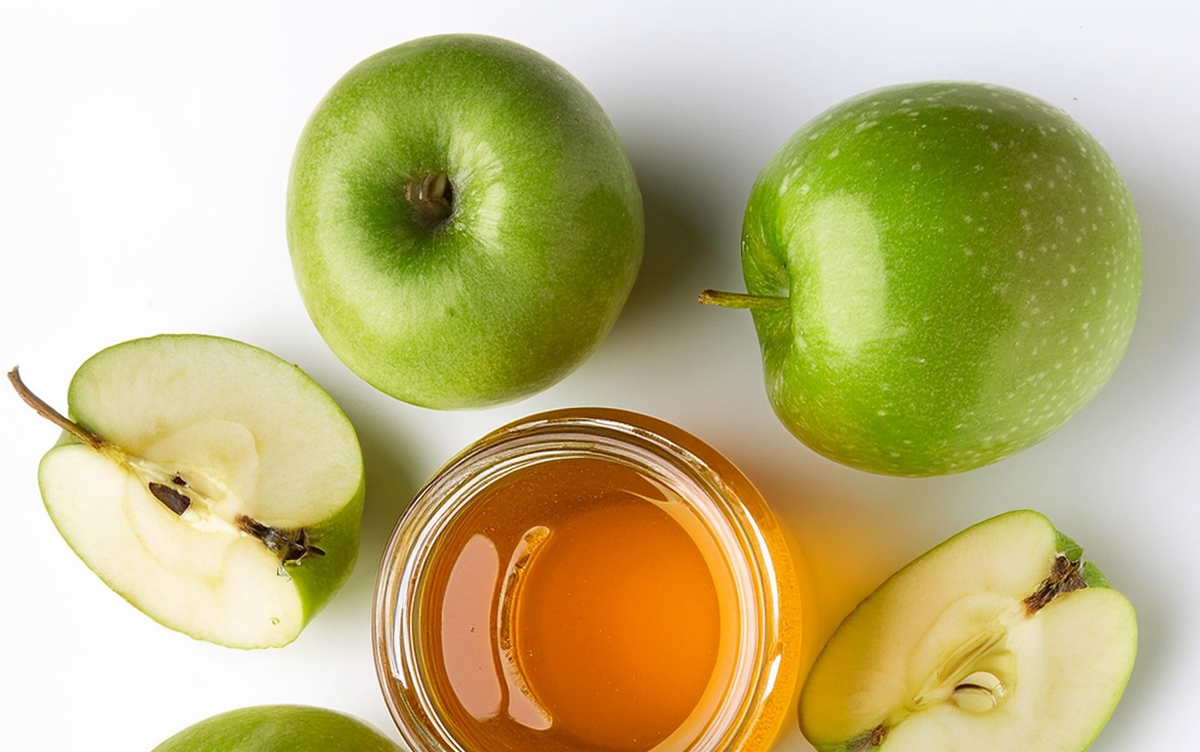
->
405, 171, 454, 230
697, 289, 788, 311
8, 367, 103, 450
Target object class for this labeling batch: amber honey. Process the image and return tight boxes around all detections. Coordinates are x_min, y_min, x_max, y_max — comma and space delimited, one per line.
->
374, 409, 804, 752
423, 457, 734, 752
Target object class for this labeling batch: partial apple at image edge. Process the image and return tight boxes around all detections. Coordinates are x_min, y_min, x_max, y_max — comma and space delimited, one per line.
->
798, 509, 1136, 752
151, 705, 403, 752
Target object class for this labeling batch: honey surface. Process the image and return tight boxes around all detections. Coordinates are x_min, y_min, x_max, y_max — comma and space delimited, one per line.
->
422, 456, 733, 752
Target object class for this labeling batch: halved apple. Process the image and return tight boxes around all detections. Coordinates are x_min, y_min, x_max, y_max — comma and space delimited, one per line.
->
799, 510, 1136, 752
11, 334, 364, 648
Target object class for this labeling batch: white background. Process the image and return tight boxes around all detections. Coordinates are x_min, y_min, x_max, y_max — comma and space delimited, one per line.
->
2, 1, 1197, 750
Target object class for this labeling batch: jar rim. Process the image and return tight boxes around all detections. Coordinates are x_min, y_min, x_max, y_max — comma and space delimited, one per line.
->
372, 408, 797, 752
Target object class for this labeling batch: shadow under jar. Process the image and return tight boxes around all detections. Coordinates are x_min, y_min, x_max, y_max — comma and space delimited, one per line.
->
373, 408, 804, 752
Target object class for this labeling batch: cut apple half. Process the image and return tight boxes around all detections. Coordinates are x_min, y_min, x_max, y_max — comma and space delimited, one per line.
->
11, 335, 365, 648
799, 510, 1136, 752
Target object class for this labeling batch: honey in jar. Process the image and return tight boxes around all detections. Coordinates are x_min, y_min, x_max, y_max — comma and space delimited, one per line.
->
374, 409, 804, 752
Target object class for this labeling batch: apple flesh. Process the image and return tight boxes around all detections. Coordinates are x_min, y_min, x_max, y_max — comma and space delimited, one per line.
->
798, 510, 1136, 752
152, 705, 402, 752
705, 82, 1142, 475
288, 34, 644, 409
12, 335, 364, 648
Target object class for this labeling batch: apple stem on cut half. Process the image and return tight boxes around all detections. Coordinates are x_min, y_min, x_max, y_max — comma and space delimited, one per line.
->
8, 367, 104, 451
697, 289, 789, 311
8, 366, 324, 565
405, 171, 454, 230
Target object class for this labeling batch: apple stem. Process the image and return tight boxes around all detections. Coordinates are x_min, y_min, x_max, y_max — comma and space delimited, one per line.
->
8, 367, 103, 450
697, 289, 788, 310
405, 171, 454, 229
8, 367, 198, 518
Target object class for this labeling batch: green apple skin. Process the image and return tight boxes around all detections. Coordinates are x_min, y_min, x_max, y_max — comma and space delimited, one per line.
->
30, 335, 365, 648
799, 510, 1136, 752
152, 705, 402, 752
740, 82, 1141, 475
288, 34, 644, 409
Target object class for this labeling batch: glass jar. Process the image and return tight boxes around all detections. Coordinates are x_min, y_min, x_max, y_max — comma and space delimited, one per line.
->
373, 408, 804, 752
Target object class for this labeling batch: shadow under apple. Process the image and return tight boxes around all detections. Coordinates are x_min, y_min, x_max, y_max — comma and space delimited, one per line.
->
1108, 180, 1200, 400
323, 391, 426, 623
607, 152, 736, 339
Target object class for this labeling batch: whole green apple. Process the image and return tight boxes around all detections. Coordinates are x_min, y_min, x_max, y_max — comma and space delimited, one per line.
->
703, 82, 1141, 476
288, 34, 643, 409
152, 705, 402, 751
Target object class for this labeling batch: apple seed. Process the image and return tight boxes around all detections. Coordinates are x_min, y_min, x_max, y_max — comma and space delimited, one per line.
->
950, 671, 1007, 713
148, 481, 192, 516
8, 367, 102, 450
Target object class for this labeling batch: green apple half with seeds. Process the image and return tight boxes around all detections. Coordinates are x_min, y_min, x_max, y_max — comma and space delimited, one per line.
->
702, 82, 1141, 476
799, 510, 1136, 752
288, 34, 644, 409
152, 705, 402, 752
10, 335, 364, 648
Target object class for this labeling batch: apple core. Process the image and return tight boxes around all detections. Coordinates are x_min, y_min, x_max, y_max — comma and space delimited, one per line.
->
11, 368, 332, 570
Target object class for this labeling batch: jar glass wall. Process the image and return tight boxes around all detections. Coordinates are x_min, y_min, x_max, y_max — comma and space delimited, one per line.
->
373, 409, 804, 752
